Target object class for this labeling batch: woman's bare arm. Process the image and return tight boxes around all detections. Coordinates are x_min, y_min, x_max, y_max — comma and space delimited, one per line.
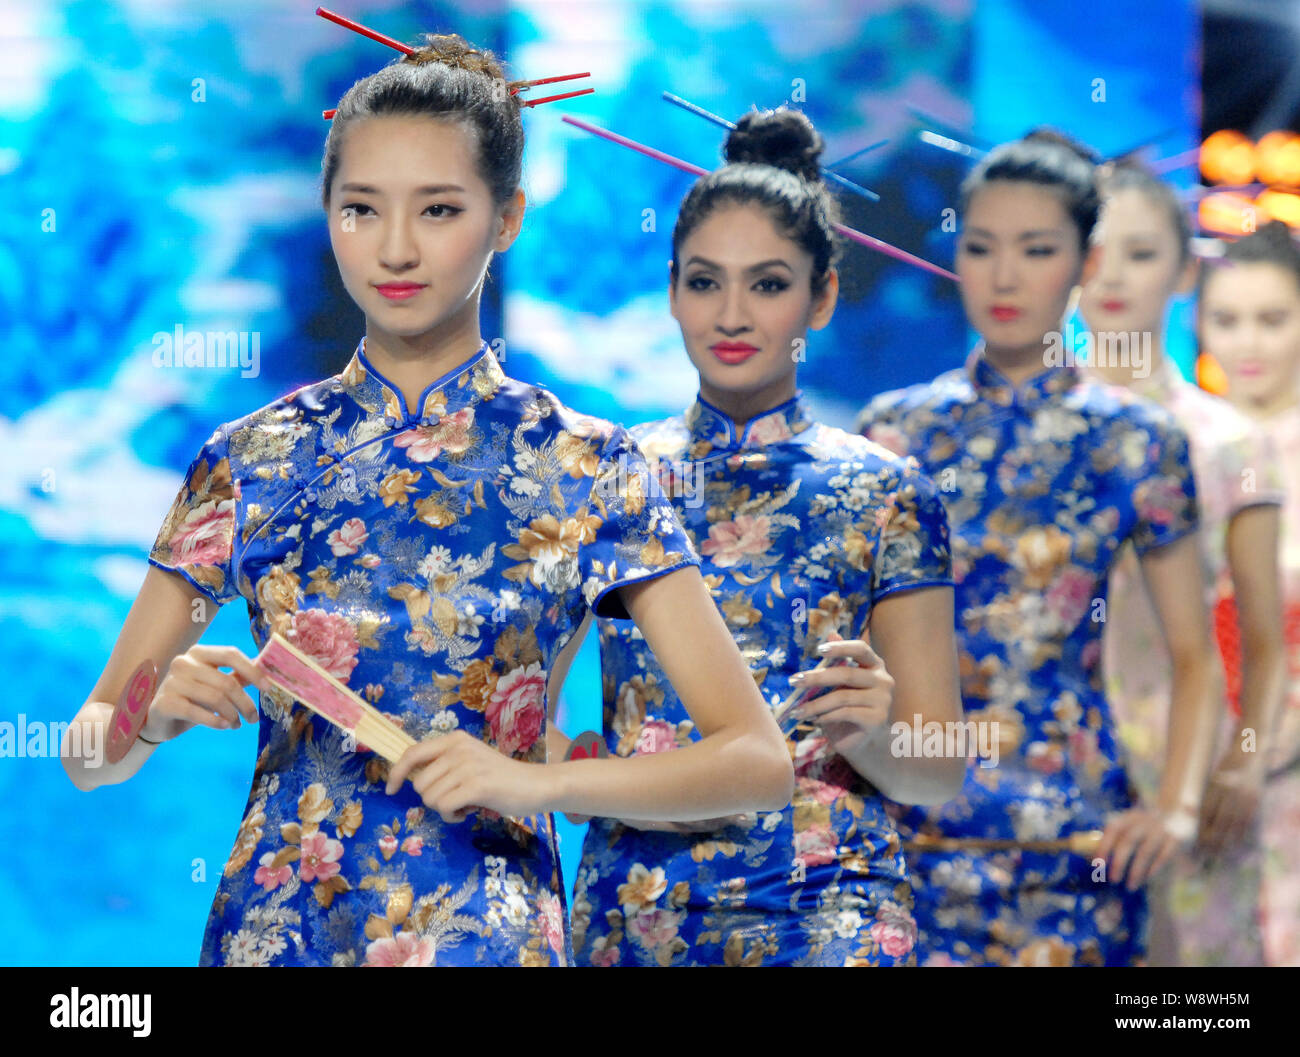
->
541, 566, 794, 819
62, 567, 259, 791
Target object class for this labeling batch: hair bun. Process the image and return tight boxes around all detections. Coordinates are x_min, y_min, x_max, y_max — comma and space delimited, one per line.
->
1254, 218, 1297, 249
1023, 126, 1101, 167
723, 108, 825, 183
403, 32, 506, 80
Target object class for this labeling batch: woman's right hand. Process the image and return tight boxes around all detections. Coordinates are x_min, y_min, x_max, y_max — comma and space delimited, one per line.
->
140, 644, 266, 743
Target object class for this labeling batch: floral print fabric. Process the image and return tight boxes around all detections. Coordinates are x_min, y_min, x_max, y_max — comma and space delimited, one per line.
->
572, 392, 953, 966
149, 338, 699, 966
856, 348, 1198, 966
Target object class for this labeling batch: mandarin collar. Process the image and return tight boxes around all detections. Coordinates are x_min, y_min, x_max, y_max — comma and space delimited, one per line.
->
339, 337, 506, 428
965, 344, 1078, 409
684, 390, 814, 456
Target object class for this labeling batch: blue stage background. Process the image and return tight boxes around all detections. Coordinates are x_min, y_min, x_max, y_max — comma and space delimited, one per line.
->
1, 0, 1194, 964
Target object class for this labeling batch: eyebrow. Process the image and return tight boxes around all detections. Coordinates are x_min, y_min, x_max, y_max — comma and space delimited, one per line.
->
684, 256, 794, 273
338, 182, 466, 195
964, 227, 1065, 241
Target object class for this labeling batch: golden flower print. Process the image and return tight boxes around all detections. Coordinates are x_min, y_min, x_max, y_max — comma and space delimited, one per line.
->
458, 657, 500, 713
805, 593, 851, 646
224, 805, 266, 877
721, 594, 762, 628
298, 783, 334, 833
1013, 936, 1075, 966
555, 431, 601, 479
668, 882, 691, 908
255, 567, 300, 623
1012, 525, 1073, 590
690, 838, 739, 862
612, 674, 663, 751
638, 534, 681, 568
843, 527, 873, 572
378, 468, 421, 507
502, 513, 601, 591
617, 863, 667, 914
304, 565, 340, 600
413, 496, 458, 529
337, 800, 363, 838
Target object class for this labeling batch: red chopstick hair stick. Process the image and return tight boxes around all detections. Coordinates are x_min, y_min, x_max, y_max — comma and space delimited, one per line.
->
519, 87, 594, 109
510, 71, 590, 95
316, 6, 412, 54
561, 115, 959, 282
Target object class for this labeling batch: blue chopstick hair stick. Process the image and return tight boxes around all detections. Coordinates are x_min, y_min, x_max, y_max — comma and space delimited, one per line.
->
661, 91, 881, 202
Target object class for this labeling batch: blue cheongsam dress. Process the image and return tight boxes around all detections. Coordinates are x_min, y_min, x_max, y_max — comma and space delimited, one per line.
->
148, 338, 700, 966
855, 347, 1199, 966
572, 392, 953, 966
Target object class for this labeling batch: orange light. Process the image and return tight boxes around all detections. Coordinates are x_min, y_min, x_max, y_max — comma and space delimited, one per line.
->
1196, 352, 1230, 396
1198, 191, 1260, 236
1255, 130, 1300, 186
1255, 188, 1300, 228
1200, 129, 1256, 185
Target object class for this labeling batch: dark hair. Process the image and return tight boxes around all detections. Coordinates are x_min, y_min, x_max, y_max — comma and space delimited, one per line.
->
320, 33, 523, 211
959, 127, 1101, 251
1199, 219, 1300, 300
1101, 157, 1193, 265
670, 108, 842, 295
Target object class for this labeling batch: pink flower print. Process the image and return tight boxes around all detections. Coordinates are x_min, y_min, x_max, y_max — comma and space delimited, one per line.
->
172, 499, 236, 565
634, 719, 678, 755
626, 908, 681, 949
253, 851, 292, 892
870, 902, 918, 959
400, 835, 424, 857
379, 834, 398, 861
1135, 475, 1187, 528
485, 662, 546, 755
1045, 568, 1095, 628
698, 514, 772, 567
538, 892, 565, 957
298, 831, 343, 884
866, 423, 910, 457
287, 607, 360, 682
327, 517, 369, 556
793, 825, 838, 868
393, 408, 475, 462
745, 412, 794, 448
363, 931, 436, 967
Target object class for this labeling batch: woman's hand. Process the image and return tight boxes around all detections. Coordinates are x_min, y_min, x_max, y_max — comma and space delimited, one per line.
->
1196, 750, 1265, 855
141, 644, 264, 742
789, 638, 894, 754
611, 813, 757, 834
385, 730, 555, 824
1096, 806, 1196, 889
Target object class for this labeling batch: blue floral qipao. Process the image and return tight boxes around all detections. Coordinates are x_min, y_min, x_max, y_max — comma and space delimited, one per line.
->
855, 348, 1199, 967
572, 393, 953, 966
148, 339, 699, 966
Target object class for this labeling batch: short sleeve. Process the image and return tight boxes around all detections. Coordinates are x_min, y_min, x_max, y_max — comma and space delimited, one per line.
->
872, 461, 954, 601
1130, 415, 1199, 556
1225, 419, 1286, 517
579, 427, 701, 620
147, 424, 242, 606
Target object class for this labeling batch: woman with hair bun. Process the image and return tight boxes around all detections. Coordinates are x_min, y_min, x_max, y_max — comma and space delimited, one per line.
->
1078, 161, 1285, 966
554, 107, 965, 967
856, 129, 1219, 966
1198, 219, 1300, 966
62, 30, 793, 967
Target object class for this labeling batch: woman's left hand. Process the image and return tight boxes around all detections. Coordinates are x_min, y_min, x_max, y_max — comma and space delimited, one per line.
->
384, 730, 553, 824
1096, 807, 1195, 889
790, 638, 895, 755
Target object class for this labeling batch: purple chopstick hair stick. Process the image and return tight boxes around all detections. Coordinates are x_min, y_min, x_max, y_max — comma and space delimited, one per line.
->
562, 115, 958, 283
